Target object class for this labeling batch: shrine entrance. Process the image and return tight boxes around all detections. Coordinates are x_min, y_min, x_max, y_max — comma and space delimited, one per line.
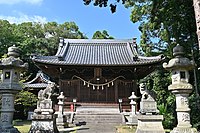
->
61, 79, 136, 104
61, 80, 116, 103
81, 85, 115, 103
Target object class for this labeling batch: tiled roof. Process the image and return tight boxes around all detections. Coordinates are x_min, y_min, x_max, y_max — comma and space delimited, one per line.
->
23, 71, 52, 88
23, 83, 49, 88
32, 39, 164, 66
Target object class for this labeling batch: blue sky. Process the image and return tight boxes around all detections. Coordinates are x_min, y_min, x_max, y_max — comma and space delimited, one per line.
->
0, 0, 141, 40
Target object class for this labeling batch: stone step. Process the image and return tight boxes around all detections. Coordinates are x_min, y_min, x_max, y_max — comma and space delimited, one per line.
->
73, 106, 123, 125
76, 107, 120, 114
73, 114, 122, 124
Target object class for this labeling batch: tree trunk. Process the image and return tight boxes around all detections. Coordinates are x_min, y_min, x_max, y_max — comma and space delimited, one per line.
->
193, 0, 200, 51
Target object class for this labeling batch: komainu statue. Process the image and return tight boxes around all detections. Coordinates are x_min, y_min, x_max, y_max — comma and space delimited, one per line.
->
139, 83, 159, 114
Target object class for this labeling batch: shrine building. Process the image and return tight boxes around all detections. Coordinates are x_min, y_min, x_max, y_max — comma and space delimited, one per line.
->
32, 39, 164, 109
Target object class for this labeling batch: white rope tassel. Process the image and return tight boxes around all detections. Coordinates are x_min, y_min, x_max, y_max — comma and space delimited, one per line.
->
71, 75, 125, 89
111, 81, 114, 86
97, 86, 99, 90
102, 85, 104, 90
107, 83, 110, 87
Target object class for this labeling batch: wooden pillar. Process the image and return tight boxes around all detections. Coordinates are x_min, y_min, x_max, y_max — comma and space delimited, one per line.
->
58, 79, 62, 93
106, 86, 108, 102
88, 86, 90, 102
115, 80, 118, 103
77, 80, 80, 102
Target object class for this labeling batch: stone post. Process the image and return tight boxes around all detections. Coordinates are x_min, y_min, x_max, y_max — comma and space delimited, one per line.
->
163, 44, 197, 133
0, 45, 28, 133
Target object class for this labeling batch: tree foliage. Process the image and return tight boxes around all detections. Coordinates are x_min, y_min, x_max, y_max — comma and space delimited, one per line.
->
0, 20, 87, 75
0, 20, 88, 119
83, 0, 126, 13
14, 90, 38, 118
92, 30, 114, 39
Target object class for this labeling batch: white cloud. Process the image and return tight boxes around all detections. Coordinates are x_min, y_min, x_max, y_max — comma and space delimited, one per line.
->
0, 0, 43, 5
0, 13, 48, 24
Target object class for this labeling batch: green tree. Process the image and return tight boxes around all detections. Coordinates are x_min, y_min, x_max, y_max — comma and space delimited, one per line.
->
15, 90, 38, 119
92, 30, 114, 39
0, 20, 17, 57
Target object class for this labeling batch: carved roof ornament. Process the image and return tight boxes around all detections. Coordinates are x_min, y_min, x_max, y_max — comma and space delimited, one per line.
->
163, 44, 194, 70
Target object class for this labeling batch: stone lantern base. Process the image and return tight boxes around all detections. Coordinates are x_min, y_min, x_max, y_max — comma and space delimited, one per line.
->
136, 115, 165, 133
170, 127, 197, 133
0, 126, 20, 133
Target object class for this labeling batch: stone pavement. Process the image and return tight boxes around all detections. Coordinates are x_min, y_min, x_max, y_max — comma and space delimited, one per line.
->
75, 123, 119, 133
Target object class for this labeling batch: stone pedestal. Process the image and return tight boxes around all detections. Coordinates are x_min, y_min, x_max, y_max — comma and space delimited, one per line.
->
56, 114, 67, 129
136, 115, 165, 133
0, 93, 20, 133
29, 114, 58, 133
126, 115, 138, 126
168, 85, 197, 133
29, 99, 58, 133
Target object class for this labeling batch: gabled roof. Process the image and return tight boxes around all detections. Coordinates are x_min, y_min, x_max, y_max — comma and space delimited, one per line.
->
32, 39, 164, 67
23, 71, 52, 88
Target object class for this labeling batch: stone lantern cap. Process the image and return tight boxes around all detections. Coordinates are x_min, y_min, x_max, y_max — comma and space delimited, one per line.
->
0, 45, 28, 71
57, 92, 65, 100
8, 45, 20, 57
163, 44, 194, 70
129, 92, 139, 100
173, 44, 184, 57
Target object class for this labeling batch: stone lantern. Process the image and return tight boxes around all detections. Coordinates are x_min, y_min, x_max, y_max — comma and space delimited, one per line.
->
56, 92, 68, 129
163, 44, 197, 133
126, 92, 139, 125
129, 92, 139, 116
0, 45, 28, 133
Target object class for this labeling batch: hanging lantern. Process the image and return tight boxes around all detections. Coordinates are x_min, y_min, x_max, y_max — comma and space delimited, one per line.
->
87, 83, 90, 87
83, 81, 86, 86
